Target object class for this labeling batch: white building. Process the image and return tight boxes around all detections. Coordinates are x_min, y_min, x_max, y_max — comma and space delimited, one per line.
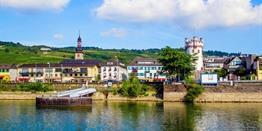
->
127, 57, 166, 82
100, 60, 127, 82
185, 36, 204, 71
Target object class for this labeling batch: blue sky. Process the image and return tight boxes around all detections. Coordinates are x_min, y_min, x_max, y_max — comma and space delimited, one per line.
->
0, 0, 261, 54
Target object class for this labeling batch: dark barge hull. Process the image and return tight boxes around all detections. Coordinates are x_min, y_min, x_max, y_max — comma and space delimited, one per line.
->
36, 97, 92, 106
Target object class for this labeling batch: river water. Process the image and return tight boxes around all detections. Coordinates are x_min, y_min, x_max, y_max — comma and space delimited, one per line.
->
0, 100, 261, 131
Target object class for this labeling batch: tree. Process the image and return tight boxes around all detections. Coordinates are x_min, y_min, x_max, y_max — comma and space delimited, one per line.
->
117, 73, 148, 97
158, 46, 194, 81
4, 48, 10, 53
214, 68, 228, 78
234, 67, 246, 77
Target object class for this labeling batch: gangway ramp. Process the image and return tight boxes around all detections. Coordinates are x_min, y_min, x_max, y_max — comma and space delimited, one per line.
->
69, 88, 96, 97
57, 87, 96, 98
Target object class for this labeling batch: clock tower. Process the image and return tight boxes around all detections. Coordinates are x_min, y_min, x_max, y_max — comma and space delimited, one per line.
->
75, 34, 84, 60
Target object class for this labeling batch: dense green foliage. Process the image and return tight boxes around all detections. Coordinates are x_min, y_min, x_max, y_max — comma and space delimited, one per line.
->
214, 68, 228, 78
204, 50, 240, 57
184, 78, 205, 103
0, 41, 237, 64
116, 74, 149, 97
0, 82, 53, 92
158, 46, 194, 81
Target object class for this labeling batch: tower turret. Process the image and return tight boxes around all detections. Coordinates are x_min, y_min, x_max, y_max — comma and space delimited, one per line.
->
185, 36, 204, 71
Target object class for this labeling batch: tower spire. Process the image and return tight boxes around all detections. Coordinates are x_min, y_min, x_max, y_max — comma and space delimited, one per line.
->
75, 31, 84, 60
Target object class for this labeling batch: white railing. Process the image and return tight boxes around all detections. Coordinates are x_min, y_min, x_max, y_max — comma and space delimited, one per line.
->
57, 87, 96, 98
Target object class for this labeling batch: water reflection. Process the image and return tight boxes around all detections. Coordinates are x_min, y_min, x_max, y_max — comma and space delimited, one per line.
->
0, 100, 261, 130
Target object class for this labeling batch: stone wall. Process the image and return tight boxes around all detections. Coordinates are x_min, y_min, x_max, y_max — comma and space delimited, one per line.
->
163, 92, 262, 102
0, 92, 54, 100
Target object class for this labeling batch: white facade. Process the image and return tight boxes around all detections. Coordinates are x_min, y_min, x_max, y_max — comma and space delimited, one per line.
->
127, 66, 166, 81
100, 62, 127, 82
185, 36, 204, 71
201, 73, 218, 85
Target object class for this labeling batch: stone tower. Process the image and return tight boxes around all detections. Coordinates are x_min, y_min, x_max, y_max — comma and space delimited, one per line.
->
74, 34, 84, 60
185, 36, 204, 71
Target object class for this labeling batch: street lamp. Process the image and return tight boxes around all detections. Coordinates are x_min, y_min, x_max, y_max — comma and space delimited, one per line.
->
48, 62, 51, 84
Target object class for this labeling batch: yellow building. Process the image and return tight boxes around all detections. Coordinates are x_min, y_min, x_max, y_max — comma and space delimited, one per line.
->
257, 57, 262, 80
18, 60, 100, 83
0, 64, 11, 81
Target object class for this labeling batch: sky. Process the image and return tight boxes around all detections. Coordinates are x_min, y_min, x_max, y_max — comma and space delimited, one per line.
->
0, 0, 261, 54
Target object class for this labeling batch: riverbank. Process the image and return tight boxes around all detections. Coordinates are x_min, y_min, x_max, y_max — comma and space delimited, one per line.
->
0, 91, 55, 100
1, 91, 262, 103
0, 91, 163, 101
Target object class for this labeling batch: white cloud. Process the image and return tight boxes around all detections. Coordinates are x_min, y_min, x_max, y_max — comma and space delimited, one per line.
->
0, 0, 70, 11
96, 0, 262, 29
101, 28, 127, 37
53, 33, 64, 40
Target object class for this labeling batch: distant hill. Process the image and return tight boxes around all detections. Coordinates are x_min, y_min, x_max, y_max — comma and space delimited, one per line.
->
0, 41, 236, 64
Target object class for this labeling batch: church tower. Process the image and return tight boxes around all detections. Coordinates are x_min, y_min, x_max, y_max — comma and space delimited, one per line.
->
74, 34, 84, 60
185, 36, 204, 71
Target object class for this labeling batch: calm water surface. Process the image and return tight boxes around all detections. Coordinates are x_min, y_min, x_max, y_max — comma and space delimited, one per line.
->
0, 100, 261, 131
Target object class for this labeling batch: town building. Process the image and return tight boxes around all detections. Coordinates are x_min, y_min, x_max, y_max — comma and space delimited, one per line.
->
60, 59, 100, 82
16, 34, 100, 83
100, 60, 127, 82
17, 60, 100, 83
255, 57, 262, 80
185, 36, 204, 79
204, 57, 227, 72
223, 56, 245, 80
0, 64, 11, 81
40, 47, 51, 54
127, 57, 166, 82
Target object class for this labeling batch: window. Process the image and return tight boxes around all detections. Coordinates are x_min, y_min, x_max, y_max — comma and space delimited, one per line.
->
80, 68, 87, 73
55, 68, 62, 72
45, 68, 52, 73
139, 67, 143, 70
22, 68, 29, 73
139, 73, 144, 76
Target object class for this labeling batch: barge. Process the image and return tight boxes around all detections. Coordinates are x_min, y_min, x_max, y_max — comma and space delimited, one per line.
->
36, 87, 96, 106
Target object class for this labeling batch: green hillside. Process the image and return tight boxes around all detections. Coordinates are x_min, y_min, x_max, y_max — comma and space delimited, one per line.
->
0, 41, 158, 64
0, 41, 237, 65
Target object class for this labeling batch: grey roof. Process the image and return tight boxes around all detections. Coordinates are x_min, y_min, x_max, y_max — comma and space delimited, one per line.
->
101, 60, 126, 68
19, 59, 101, 68
129, 57, 162, 66
0, 64, 13, 69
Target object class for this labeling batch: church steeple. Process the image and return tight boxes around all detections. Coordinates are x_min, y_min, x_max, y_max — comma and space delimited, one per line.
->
75, 32, 84, 60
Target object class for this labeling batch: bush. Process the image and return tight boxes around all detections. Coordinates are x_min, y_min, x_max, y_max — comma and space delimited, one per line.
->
116, 76, 148, 97
16, 83, 53, 92
184, 78, 204, 103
